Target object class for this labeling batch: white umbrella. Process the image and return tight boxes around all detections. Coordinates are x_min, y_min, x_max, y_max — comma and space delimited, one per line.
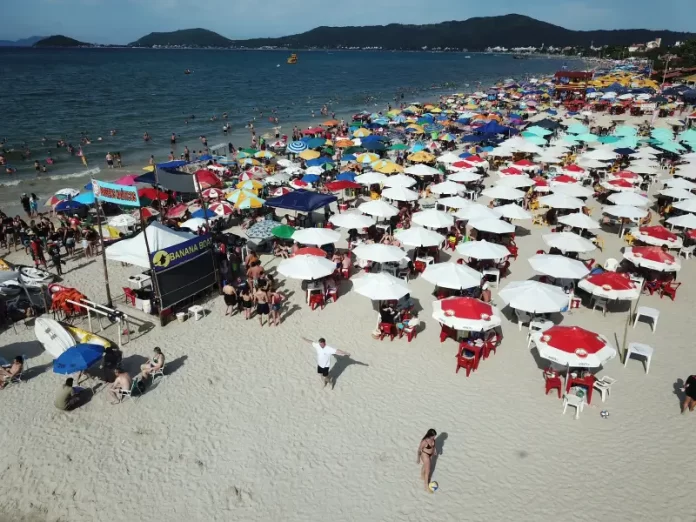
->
454, 203, 501, 221
108, 214, 137, 227
355, 172, 388, 185
265, 173, 291, 185
536, 152, 564, 164
448, 171, 481, 183
498, 280, 570, 313
405, 164, 439, 177
675, 167, 696, 180
422, 262, 482, 290
180, 217, 208, 230
673, 198, 696, 213
432, 297, 502, 332
395, 227, 445, 248
276, 158, 297, 168
538, 193, 584, 210
469, 218, 515, 234
292, 228, 341, 246
543, 232, 596, 253
305, 166, 324, 175
529, 254, 590, 279
277, 255, 336, 280
628, 164, 657, 175
495, 203, 532, 220
577, 158, 607, 170
488, 147, 514, 157
659, 187, 695, 200
329, 212, 375, 229
667, 213, 696, 229
352, 243, 406, 263
437, 195, 469, 209
577, 272, 641, 301
602, 205, 647, 220
437, 152, 463, 164
353, 272, 409, 300
550, 184, 593, 199
557, 212, 601, 230
579, 149, 616, 161
382, 186, 419, 202
533, 326, 617, 368
358, 199, 399, 218
664, 177, 696, 190
56, 188, 80, 197
457, 240, 510, 260
383, 174, 417, 188
481, 186, 525, 201
430, 180, 463, 196
497, 177, 534, 189
411, 209, 454, 229
607, 192, 650, 207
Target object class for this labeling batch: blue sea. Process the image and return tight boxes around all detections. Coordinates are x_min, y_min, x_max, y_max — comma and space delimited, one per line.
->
0, 48, 575, 201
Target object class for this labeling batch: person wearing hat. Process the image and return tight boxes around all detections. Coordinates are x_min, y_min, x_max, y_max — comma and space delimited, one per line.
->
480, 282, 492, 303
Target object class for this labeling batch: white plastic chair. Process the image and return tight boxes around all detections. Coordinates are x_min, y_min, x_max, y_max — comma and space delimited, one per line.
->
593, 376, 617, 402
562, 394, 585, 419
150, 362, 166, 383
633, 306, 659, 333
528, 320, 553, 348
624, 342, 654, 374
118, 377, 143, 403
591, 296, 608, 315
515, 309, 532, 331
603, 258, 619, 271
679, 245, 695, 259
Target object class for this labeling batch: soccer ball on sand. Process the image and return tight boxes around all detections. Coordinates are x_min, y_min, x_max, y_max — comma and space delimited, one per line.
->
428, 481, 439, 492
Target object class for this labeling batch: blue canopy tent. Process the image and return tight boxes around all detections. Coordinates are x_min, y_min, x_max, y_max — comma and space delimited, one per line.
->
265, 189, 337, 213
135, 172, 157, 184
156, 160, 188, 170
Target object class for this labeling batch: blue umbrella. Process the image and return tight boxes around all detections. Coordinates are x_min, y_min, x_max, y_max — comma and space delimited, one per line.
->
302, 174, 321, 184
363, 142, 386, 152
336, 172, 356, 181
306, 138, 326, 149
192, 208, 217, 219
53, 344, 105, 375
198, 154, 213, 161
73, 192, 96, 205
614, 148, 636, 156
287, 141, 308, 153
306, 157, 333, 168
341, 154, 356, 162
55, 200, 86, 212
84, 182, 93, 191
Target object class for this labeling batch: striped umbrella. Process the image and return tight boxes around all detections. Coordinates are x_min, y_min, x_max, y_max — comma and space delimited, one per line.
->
227, 189, 265, 209
356, 153, 380, 164
239, 158, 261, 167
236, 180, 264, 191
201, 188, 225, 200
254, 150, 276, 159
353, 128, 372, 138
131, 207, 160, 220
287, 141, 308, 153
209, 201, 235, 216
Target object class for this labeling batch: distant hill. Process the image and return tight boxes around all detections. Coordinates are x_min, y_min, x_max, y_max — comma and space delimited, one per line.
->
0, 36, 46, 47
227, 14, 694, 50
34, 35, 88, 47
130, 28, 233, 47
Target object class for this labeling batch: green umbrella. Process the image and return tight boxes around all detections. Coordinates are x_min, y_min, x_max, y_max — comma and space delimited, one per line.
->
241, 148, 258, 155
678, 129, 696, 143
521, 134, 547, 146
525, 125, 552, 137
344, 146, 364, 154
567, 123, 589, 134
575, 133, 600, 143
323, 147, 335, 155
614, 125, 637, 137
272, 225, 295, 239
598, 136, 621, 144
390, 143, 408, 151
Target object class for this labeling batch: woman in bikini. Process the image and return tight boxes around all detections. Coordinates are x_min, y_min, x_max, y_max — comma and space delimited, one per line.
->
417, 428, 438, 492
240, 287, 253, 320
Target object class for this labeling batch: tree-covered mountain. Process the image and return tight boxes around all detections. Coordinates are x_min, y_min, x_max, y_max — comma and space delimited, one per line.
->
0, 36, 46, 47
228, 15, 694, 50
33, 35, 87, 47
130, 28, 233, 47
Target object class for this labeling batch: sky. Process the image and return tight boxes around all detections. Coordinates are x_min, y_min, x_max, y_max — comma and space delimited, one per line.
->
2, 0, 694, 44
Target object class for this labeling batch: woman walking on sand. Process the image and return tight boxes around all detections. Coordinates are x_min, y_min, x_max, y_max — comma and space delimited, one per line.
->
417, 429, 437, 492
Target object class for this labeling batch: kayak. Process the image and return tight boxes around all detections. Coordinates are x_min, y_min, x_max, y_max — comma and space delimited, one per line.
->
64, 325, 112, 349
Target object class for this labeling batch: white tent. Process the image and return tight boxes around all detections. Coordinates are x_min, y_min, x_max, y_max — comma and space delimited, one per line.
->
105, 222, 195, 268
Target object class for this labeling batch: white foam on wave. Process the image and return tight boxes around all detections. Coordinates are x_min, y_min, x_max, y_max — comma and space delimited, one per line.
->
0, 179, 22, 187
48, 167, 101, 181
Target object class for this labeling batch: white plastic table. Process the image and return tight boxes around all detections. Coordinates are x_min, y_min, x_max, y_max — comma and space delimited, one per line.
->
633, 306, 659, 333
624, 342, 654, 374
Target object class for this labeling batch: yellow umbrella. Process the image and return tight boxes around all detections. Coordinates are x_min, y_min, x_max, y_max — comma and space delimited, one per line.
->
407, 151, 435, 163
372, 160, 404, 174
236, 179, 263, 191
142, 165, 154, 172
299, 150, 321, 160
429, 108, 442, 113
227, 189, 265, 209
255, 150, 276, 159
353, 128, 372, 138
356, 152, 380, 164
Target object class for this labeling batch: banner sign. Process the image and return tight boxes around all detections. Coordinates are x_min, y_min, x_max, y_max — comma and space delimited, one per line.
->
150, 235, 213, 272
92, 180, 140, 207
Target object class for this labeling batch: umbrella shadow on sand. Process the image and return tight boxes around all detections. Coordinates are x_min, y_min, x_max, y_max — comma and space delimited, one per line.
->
330, 356, 369, 389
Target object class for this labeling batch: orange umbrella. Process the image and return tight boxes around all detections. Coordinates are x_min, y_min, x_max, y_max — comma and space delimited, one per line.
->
335, 139, 354, 148
322, 120, 339, 127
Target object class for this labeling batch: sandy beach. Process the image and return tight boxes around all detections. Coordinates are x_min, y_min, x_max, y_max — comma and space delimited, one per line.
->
2, 121, 696, 522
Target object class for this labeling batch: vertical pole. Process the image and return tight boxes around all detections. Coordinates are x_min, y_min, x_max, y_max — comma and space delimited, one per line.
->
139, 209, 162, 324
93, 182, 113, 308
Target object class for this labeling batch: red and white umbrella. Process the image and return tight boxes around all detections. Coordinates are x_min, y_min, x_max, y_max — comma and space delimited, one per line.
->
533, 176, 551, 192
209, 201, 235, 217
270, 187, 293, 197
132, 207, 160, 220
294, 247, 326, 257
601, 179, 637, 192
499, 167, 524, 176
550, 174, 578, 185
578, 272, 641, 300
201, 188, 225, 200
513, 159, 536, 171
623, 246, 682, 272
562, 164, 586, 176
290, 179, 310, 189
166, 203, 188, 219
465, 155, 485, 164
609, 170, 641, 182
243, 166, 267, 179
432, 297, 502, 332
533, 326, 617, 368
631, 225, 683, 248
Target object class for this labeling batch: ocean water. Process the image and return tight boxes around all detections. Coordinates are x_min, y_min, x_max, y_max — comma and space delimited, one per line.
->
0, 48, 574, 202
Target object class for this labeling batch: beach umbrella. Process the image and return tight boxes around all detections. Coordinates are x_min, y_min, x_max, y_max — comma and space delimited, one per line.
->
525, 125, 552, 137
382, 186, 419, 202
529, 254, 589, 279
44, 194, 67, 207
299, 150, 320, 161
113, 174, 140, 186
138, 188, 168, 201
191, 208, 218, 220
355, 172, 388, 186
287, 141, 308, 153
353, 272, 409, 300
578, 272, 641, 301
543, 232, 596, 253
294, 247, 327, 257
567, 123, 589, 134
395, 227, 445, 248
428, 180, 462, 196
659, 187, 696, 200
271, 225, 295, 239
405, 164, 439, 177
601, 179, 637, 192
356, 152, 380, 165
623, 246, 681, 272
165, 203, 188, 219
358, 199, 399, 218
372, 160, 404, 174
664, 178, 696, 190
602, 204, 647, 220
437, 196, 469, 209
201, 188, 225, 200
277, 255, 336, 280
550, 184, 594, 199
53, 344, 105, 375
55, 188, 80, 198
236, 180, 263, 191
533, 326, 617, 368
227, 190, 265, 209
454, 203, 501, 221
456, 240, 510, 260
631, 225, 683, 248
674, 198, 696, 213
606, 192, 650, 207
292, 228, 340, 246
180, 217, 208, 230
666, 213, 696, 229
242, 221, 274, 240
73, 192, 96, 205
577, 158, 607, 170
108, 214, 137, 228
353, 128, 372, 138
383, 174, 417, 188
55, 200, 87, 213
481, 186, 525, 201
353, 243, 407, 263
538, 193, 584, 210
448, 171, 481, 183
498, 280, 569, 314
469, 218, 515, 235
411, 209, 454, 229
208, 201, 235, 217
497, 177, 534, 190
499, 167, 525, 176
265, 173, 291, 186
557, 212, 600, 230
495, 203, 532, 220
580, 149, 616, 161
329, 212, 375, 229
255, 150, 276, 159
408, 151, 436, 164
422, 262, 482, 290
432, 297, 502, 332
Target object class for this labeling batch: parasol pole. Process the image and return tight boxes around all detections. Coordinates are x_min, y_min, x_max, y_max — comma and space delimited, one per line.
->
91, 179, 113, 308
138, 207, 162, 325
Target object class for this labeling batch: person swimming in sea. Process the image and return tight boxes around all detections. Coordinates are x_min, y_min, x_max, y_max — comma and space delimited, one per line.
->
143, 132, 150, 142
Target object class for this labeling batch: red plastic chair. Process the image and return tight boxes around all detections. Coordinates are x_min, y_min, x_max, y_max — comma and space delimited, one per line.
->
456, 258, 465, 265
643, 280, 663, 296
545, 375, 563, 398
309, 293, 325, 310
460, 341, 483, 368
507, 244, 518, 260
340, 267, 350, 279
399, 323, 418, 342
660, 281, 681, 301
536, 249, 546, 255
123, 287, 136, 306
455, 345, 478, 376
378, 322, 397, 341
325, 288, 338, 304
440, 324, 456, 343
414, 260, 426, 273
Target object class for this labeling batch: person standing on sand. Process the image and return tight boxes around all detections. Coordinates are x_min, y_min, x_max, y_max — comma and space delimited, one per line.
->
254, 286, 270, 327
417, 429, 438, 493
681, 374, 696, 413
302, 337, 351, 388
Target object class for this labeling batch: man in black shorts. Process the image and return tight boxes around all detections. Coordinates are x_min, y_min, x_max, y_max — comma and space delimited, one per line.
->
302, 337, 351, 388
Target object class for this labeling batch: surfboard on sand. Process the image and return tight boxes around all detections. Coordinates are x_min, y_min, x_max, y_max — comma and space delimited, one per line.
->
34, 317, 76, 359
